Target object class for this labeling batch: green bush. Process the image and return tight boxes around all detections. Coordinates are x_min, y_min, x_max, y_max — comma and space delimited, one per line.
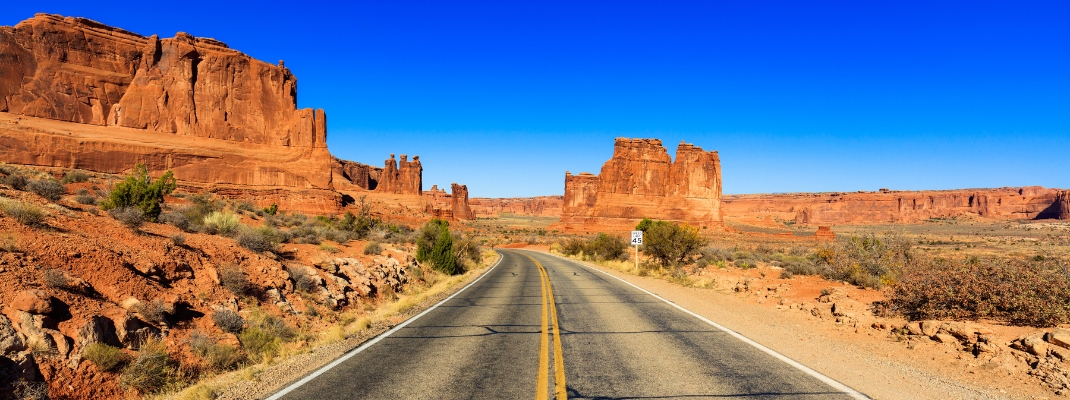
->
586, 233, 629, 261
83, 342, 128, 372
239, 311, 295, 362
639, 220, 707, 268
203, 211, 240, 235
100, 164, 176, 221
0, 199, 47, 226
363, 241, 383, 255
26, 179, 66, 201
416, 219, 460, 274
263, 203, 278, 215
119, 339, 173, 394
560, 238, 587, 256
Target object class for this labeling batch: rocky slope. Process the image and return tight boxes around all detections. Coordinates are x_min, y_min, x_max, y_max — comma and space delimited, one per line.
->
555, 138, 723, 233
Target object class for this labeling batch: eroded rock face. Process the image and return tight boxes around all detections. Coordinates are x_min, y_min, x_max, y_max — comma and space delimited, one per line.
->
0, 14, 326, 147
377, 154, 422, 195
451, 183, 475, 220
557, 138, 724, 232
422, 184, 474, 221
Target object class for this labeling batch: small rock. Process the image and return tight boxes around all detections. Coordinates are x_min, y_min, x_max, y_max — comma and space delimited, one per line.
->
12, 289, 52, 314
905, 322, 924, 336
1047, 328, 1070, 350
920, 320, 942, 337
933, 333, 959, 344
1023, 333, 1049, 356
0, 313, 25, 353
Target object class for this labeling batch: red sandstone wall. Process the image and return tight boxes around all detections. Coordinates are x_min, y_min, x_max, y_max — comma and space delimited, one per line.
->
469, 196, 564, 218
556, 138, 724, 233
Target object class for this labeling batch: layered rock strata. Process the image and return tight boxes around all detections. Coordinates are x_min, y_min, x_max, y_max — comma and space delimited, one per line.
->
722, 186, 1069, 225
469, 196, 563, 218
376, 154, 422, 195
556, 138, 723, 233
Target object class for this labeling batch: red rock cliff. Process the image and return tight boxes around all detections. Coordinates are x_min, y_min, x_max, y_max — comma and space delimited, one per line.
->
451, 183, 475, 220
721, 186, 1069, 225
0, 14, 339, 212
376, 154, 422, 195
556, 138, 724, 232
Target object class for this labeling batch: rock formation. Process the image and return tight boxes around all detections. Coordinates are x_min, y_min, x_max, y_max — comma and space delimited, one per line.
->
469, 196, 563, 218
814, 226, 836, 240
422, 184, 474, 221
722, 186, 1070, 225
376, 154, 422, 195
556, 138, 724, 232
0, 14, 340, 213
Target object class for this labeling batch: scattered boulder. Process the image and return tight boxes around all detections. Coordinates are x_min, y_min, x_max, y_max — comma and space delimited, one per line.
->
76, 316, 120, 350
920, 320, 942, 337
114, 315, 161, 349
0, 314, 25, 354
11, 290, 52, 314
932, 333, 959, 345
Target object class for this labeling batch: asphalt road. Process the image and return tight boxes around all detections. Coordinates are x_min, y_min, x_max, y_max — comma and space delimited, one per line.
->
272, 250, 865, 399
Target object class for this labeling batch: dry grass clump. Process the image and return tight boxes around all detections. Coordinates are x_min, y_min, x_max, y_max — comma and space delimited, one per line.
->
60, 170, 90, 184
74, 188, 97, 205
891, 256, 1070, 327
119, 339, 174, 394
83, 342, 128, 372
238, 310, 295, 363
237, 226, 283, 253
0, 198, 47, 226
288, 267, 319, 294
811, 233, 912, 288
203, 211, 240, 235
26, 179, 65, 201
363, 242, 383, 255
133, 300, 170, 326
189, 331, 245, 372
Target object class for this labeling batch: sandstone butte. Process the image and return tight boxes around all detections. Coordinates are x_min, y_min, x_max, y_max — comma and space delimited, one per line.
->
554, 138, 724, 233
0, 14, 472, 219
469, 196, 563, 218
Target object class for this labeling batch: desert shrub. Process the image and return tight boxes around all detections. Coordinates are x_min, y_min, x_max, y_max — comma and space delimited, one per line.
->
368, 227, 391, 242
133, 300, 169, 326
891, 256, 1070, 327
202, 211, 240, 235
119, 339, 173, 394
109, 207, 144, 230
288, 267, 319, 293
263, 203, 278, 216
322, 228, 354, 244
60, 170, 90, 184
815, 233, 912, 288
83, 342, 128, 372
11, 380, 49, 400
25, 179, 65, 201
189, 331, 245, 371
586, 233, 628, 262
42, 268, 71, 290
779, 258, 822, 278
219, 266, 251, 296
560, 238, 587, 257
0, 199, 47, 226
289, 223, 323, 244
0, 174, 28, 190
696, 246, 732, 267
239, 311, 295, 362
74, 192, 97, 205
159, 210, 192, 232
415, 219, 460, 274
212, 309, 246, 334
640, 220, 707, 268
170, 233, 186, 246
234, 202, 256, 214
100, 164, 176, 221
237, 226, 282, 253
181, 194, 223, 230
453, 233, 484, 267
363, 242, 382, 255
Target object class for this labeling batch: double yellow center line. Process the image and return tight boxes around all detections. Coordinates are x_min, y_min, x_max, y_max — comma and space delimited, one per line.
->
527, 254, 566, 400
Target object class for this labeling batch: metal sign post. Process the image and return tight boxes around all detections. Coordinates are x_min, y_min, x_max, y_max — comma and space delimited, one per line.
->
630, 230, 643, 270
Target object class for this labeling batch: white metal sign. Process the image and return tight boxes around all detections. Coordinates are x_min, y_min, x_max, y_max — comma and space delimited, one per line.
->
630, 230, 643, 245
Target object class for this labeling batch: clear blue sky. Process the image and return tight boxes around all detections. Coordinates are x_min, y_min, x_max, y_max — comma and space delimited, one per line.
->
4, 2, 1068, 197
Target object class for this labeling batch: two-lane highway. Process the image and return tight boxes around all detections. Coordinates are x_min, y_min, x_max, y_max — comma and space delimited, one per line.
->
271, 249, 865, 399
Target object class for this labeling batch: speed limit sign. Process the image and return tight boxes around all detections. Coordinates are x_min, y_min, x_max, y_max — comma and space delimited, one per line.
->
630, 230, 643, 245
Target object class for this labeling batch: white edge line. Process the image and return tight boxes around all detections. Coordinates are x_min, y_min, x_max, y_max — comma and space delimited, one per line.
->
265, 254, 504, 400
529, 250, 870, 400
